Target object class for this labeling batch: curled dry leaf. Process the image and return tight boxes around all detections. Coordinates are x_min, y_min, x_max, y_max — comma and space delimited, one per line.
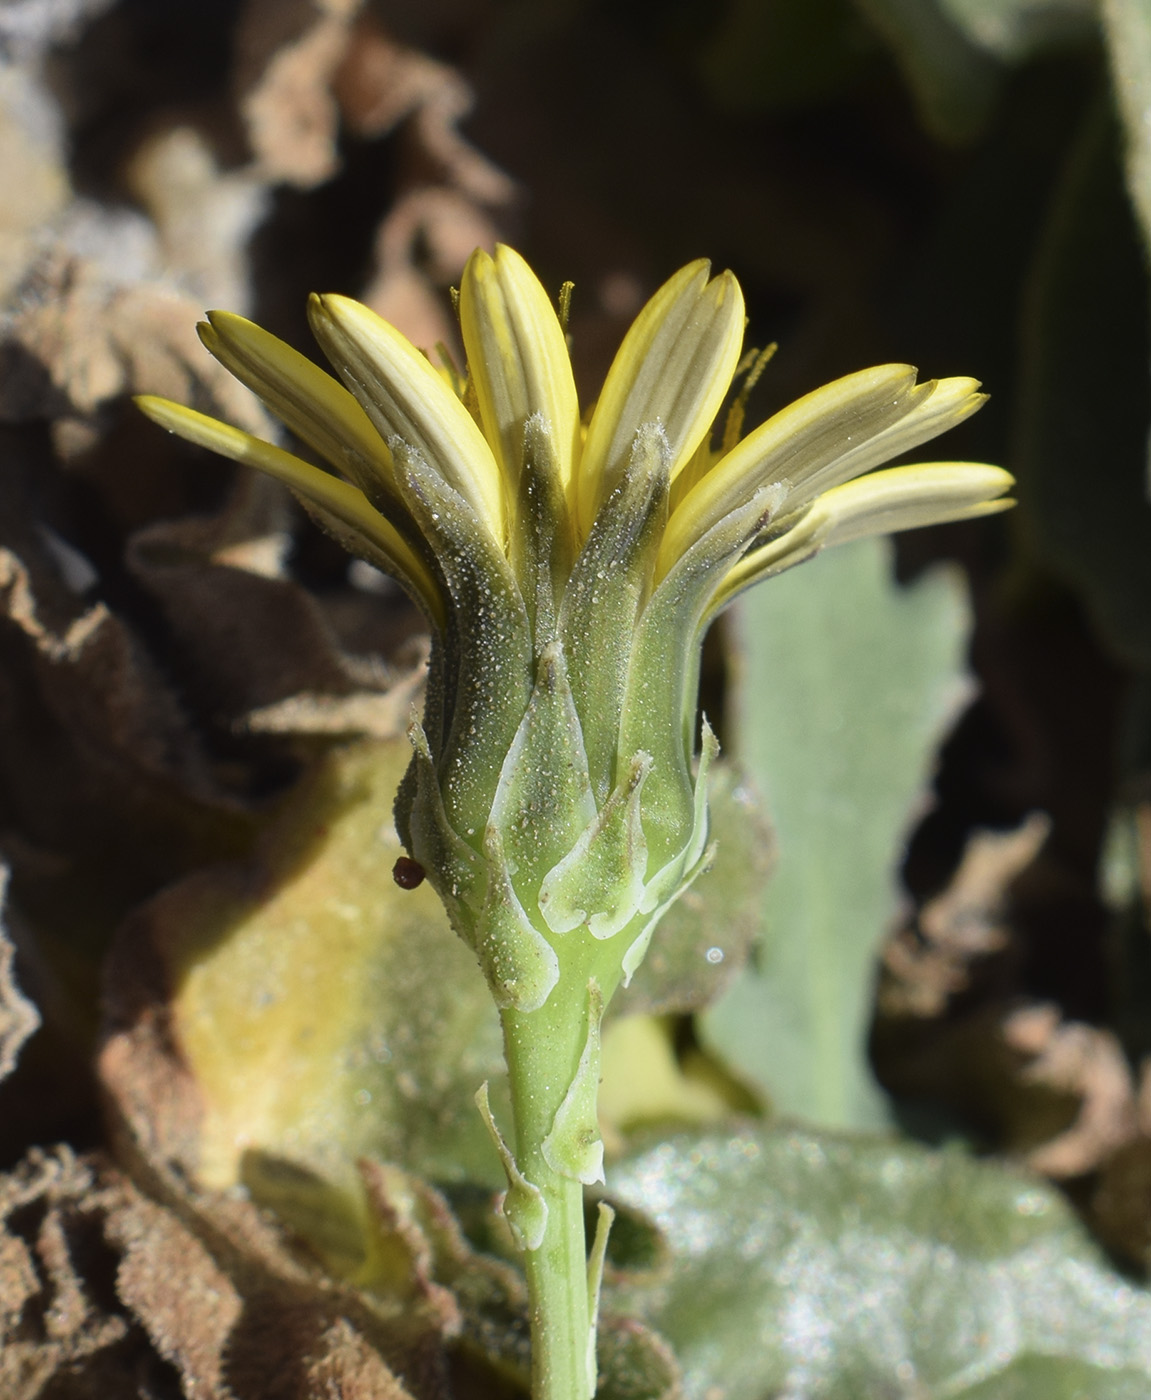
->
880, 813, 1051, 1019
235, 0, 369, 188
0, 1149, 135, 1400
873, 819, 1140, 1173
0, 868, 40, 1084
0, 542, 250, 876
243, 661, 427, 741
1003, 1002, 1137, 1177
878, 997, 1138, 1177
124, 124, 268, 312
0, 482, 265, 1146
873, 817, 1142, 1176
335, 15, 515, 348
364, 185, 506, 354
334, 19, 515, 206
0, 254, 267, 426
125, 472, 405, 727
0, 1143, 470, 1399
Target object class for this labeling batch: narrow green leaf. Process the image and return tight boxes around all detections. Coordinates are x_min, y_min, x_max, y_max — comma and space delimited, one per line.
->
850, 0, 1002, 142
1101, 0, 1151, 262
1014, 102, 1151, 671
940, 0, 1094, 61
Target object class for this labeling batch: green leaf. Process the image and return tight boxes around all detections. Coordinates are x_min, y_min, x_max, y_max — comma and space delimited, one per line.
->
697, 0, 873, 114
940, 0, 1095, 61
607, 1125, 1151, 1400
700, 537, 970, 1129
1101, 0, 1151, 262
960, 1356, 1151, 1400
165, 738, 506, 1192
1014, 101, 1151, 674
852, 0, 1094, 141
615, 761, 771, 1018
595, 1314, 681, 1400
850, 0, 1002, 142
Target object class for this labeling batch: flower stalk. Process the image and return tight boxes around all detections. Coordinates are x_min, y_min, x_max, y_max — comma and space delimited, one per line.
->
137, 245, 1013, 1400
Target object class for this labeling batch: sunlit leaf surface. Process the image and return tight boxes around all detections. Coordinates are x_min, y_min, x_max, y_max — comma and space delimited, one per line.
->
170, 739, 506, 1192
701, 536, 970, 1129
608, 1125, 1151, 1400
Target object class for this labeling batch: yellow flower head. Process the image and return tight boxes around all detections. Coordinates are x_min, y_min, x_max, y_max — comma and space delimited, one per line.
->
137, 245, 1011, 642
137, 246, 1013, 1012
137, 247, 1016, 1238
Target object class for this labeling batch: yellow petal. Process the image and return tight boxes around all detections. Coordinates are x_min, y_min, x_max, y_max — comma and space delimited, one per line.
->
778, 375, 987, 514
815, 460, 1014, 547
308, 294, 506, 544
134, 395, 444, 625
459, 245, 580, 502
712, 461, 1014, 612
659, 363, 922, 577
198, 311, 395, 500
577, 261, 745, 534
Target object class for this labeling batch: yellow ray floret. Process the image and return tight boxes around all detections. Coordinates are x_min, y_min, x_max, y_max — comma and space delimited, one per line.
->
135, 395, 444, 626
577, 260, 746, 533
307, 292, 507, 545
197, 311, 396, 503
460, 245, 581, 509
713, 461, 1014, 615
136, 245, 1014, 645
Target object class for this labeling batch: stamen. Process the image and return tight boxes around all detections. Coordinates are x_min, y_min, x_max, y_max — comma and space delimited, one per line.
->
722, 342, 778, 456
557, 280, 575, 333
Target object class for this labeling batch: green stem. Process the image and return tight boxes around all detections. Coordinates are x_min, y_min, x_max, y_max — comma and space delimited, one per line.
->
501, 952, 607, 1400
520, 1168, 591, 1400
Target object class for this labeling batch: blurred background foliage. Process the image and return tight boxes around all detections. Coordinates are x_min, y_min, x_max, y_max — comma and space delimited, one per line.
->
3, 0, 1151, 1395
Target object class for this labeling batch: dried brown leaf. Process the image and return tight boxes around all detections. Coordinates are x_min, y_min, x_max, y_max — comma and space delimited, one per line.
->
0, 867, 39, 1083
0, 67, 71, 299
0, 1143, 445, 1399
301, 1317, 415, 1400
106, 1183, 242, 1399
871, 814, 1144, 1172
125, 474, 403, 726
125, 125, 267, 311
365, 187, 504, 352
332, 17, 515, 349
1003, 1003, 1137, 1177
236, 0, 368, 187
334, 22, 514, 205
0, 254, 266, 424
880, 814, 1050, 1019
243, 658, 426, 739
0, 1149, 150, 1400
0, 543, 256, 901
